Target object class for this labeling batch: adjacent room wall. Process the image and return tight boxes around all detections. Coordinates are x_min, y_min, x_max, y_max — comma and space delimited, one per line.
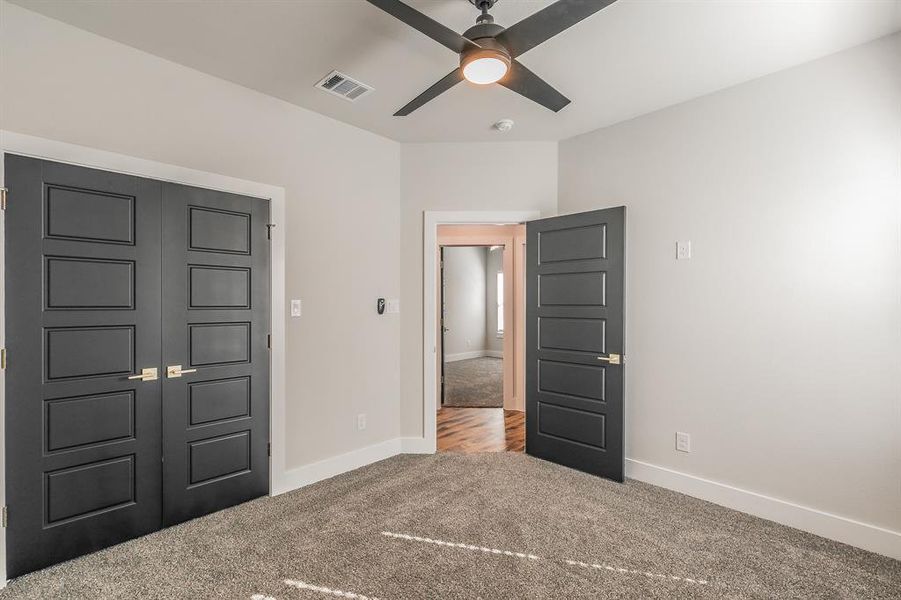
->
400, 142, 557, 438
442, 246, 488, 360
485, 247, 504, 354
558, 33, 901, 534
0, 2, 402, 472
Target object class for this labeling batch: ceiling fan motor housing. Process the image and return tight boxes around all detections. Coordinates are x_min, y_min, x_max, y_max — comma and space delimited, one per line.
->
460, 19, 511, 76
463, 22, 505, 42
459, 36, 511, 78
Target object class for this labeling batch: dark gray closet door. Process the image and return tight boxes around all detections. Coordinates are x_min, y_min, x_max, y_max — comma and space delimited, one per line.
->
161, 183, 270, 526
525, 207, 625, 482
4, 154, 163, 577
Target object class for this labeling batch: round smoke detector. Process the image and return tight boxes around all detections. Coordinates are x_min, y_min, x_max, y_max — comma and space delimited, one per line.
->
493, 119, 514, 132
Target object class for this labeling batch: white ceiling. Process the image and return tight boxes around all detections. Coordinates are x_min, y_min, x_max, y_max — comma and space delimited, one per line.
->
11, 0, 901, 142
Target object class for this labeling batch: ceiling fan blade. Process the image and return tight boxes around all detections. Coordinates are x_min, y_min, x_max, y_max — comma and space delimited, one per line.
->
366, 0, 480, 54
495, 0, 617, 58
499, 60, 570, 112
395, 68, 465, 116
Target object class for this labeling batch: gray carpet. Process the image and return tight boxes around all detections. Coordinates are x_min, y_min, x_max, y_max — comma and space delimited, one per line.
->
444, 357, 503, 408
1, 453, 898, 599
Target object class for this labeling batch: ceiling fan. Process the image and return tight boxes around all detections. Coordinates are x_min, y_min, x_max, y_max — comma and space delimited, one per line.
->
365, 0, 617, 116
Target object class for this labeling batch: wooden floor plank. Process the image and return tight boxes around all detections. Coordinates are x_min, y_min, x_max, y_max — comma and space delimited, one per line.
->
437, 407, 524, 453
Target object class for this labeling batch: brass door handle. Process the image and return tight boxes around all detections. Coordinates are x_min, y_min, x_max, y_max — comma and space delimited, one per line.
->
596, 353, 621, 365
167, 365, 197, 378
127, 367, 159, 381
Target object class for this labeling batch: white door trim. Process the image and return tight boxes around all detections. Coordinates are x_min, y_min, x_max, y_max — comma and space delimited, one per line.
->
420, 211, 540, 453
0, 130, 288, 586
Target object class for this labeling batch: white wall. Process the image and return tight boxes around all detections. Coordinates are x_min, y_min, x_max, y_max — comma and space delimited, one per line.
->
442, 246, 487, 359
559, 33, 901, 534
400, 142, 557, 437
485, 247, 504, 353
0, 2, 401, 471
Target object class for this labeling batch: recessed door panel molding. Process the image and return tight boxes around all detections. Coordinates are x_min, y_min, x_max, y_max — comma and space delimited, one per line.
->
188, 322, 251, 366
538, 360, 605, 401
46, 256, 135, 310
527, 207, 625, 482
188, 377, 251, 426
539, 271, 606, 307
188, 265, 251, 309
188, 206, 251, 254
188, 430, 251, 486
45, 391, 136, 452
538, 224, 606, 263
539, 317, 606, 354
45, 326, 135, 381
45, 185, 135, 245
537, 403, 606, 450
45, 455, 136, 525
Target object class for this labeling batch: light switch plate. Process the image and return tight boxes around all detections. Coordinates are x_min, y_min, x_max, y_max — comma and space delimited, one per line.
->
676, 241, 692, 260
386, 299, 400, 314
290, 299, 302, 317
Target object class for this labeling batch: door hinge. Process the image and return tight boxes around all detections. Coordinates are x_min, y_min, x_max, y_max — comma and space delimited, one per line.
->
0, 348, 6, 370
267, 334, 271, 349
266, 223, 276, 240
267, 442, 271, 457
0, 187, 7, 211
2, 506, 7, 528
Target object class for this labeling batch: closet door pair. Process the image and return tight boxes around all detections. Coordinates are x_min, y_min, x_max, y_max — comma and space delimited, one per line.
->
4, 155, 270, 577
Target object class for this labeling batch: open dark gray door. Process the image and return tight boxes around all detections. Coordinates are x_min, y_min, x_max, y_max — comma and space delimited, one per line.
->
525, 207, 625, 481
160, 183, 270, 526
4, 155, 163, 576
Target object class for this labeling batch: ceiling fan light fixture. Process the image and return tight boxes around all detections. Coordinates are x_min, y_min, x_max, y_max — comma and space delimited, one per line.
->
461, 47, 510, 85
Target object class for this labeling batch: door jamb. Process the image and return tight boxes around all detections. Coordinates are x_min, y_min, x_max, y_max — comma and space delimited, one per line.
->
0, 130, 288, 587
421, 211, 540, 453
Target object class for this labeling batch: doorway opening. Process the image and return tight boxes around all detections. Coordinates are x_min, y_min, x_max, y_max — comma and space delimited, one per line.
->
436, 224, 525, 453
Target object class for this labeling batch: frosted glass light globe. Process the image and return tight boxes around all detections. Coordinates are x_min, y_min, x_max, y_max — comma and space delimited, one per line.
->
463, 56, 508, 85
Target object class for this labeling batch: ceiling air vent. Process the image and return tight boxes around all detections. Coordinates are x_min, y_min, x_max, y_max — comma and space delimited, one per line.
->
315, 70, 373, 102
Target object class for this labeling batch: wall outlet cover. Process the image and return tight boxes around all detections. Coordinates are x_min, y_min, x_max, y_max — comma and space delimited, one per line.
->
676, 431, 691, 452
357, 413, 367, 431
676, 241, 692, 260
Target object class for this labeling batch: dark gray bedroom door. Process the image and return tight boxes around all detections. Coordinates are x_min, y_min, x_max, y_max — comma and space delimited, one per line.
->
525, 207, 625, 482
160, 183, 270, 526
4, 156, 271, 576
4, 155, 163, 577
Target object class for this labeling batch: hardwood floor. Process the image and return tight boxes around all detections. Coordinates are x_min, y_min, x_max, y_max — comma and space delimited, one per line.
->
437, 407, 524, 453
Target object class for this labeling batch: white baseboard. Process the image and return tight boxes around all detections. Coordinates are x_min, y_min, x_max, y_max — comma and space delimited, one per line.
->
275, 437, 437, 496
401, 436, 435, 454
275, 438, 402, 496
444, 350, 504, 362
625, 458, 901, 560
444, 350, 488, 362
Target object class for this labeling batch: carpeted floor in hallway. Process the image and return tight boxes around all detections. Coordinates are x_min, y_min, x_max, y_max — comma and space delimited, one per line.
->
1, 453, 898, 600
443, 356, 503, 407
